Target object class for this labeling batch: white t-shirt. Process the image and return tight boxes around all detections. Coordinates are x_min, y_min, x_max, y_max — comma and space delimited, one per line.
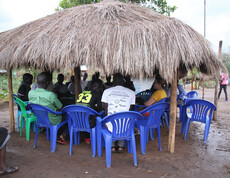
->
101, 86, 136, 131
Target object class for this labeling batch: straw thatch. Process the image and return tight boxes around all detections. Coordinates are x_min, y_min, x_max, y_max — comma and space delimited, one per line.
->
0, 1, 226, 82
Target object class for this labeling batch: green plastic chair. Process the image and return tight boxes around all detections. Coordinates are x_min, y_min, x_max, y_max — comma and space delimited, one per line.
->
14, 96, 37, 141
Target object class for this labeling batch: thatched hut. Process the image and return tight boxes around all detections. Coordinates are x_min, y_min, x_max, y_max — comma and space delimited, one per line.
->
0, 1, 226, 153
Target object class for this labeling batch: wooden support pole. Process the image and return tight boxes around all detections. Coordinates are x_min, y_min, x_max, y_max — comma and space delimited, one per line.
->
74, 66, 81, 102
213, 41, 222, 120
8, 68, 15, 132
168, 70, 178, 153
202, 80, 205, 99
191, 69, 194, 91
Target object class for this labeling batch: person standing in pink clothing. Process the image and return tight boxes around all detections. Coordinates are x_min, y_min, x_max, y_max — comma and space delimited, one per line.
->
218, 73, 229, 101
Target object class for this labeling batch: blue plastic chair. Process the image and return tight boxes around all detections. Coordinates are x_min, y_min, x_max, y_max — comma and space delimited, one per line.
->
180, 91, 199, 132
13, 94, 31, 132
27, 103, 66, 152
179, 91, 198, 122
62, 105, 100, 157
183, 99, 216, 143
136, 102, 169, 155
97, 111, 144, 167
186, 91, 199, 98
136, 90, 153, 101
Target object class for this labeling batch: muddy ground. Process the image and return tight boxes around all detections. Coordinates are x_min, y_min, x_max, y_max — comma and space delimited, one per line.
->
0, 87, 230, 178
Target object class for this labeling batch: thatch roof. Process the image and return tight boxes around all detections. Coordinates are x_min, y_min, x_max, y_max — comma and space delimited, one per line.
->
0, 1, 226, 82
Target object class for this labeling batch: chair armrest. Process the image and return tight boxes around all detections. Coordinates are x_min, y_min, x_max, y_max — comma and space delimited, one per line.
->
134, 105, 146, 111
96, 116, 103, 123
98, 111, 105, 118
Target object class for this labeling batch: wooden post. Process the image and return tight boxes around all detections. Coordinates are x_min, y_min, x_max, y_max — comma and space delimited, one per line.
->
213, 41, 222, 120
191, 68, 194, 91
74, 66, 81, 102
202, 80, 205, 99
8, 68, 15, 132
168, 70, 178, 153
69, 68, 74, 81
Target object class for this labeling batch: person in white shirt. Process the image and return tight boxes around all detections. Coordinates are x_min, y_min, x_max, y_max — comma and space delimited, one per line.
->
81, 73, 88, 91
101, 73, 136, 153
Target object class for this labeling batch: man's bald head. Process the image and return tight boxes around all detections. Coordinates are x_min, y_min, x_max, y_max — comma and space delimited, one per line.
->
37, 72, 49, 89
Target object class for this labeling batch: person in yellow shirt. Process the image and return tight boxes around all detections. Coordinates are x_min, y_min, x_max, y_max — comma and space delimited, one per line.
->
144, 77, 167, 106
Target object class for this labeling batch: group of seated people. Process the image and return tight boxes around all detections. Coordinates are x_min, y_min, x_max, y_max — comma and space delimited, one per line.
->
16, 71, 186, 152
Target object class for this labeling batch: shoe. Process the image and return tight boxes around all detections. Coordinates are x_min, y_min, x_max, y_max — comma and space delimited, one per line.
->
111, 146, 117, 153
0, 166, 19, 175
56, 139, 68, 145
117, 147, 124, 153
84, 138, 91, 144
224, 99, 228, 101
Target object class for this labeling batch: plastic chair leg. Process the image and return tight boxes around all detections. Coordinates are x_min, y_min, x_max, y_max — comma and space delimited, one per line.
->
50, 127, 58, 152
204, 121, 211, 144
17, 112, 20, 132
47, 128, 50, 140
105, 135, 112, 168
26, 119, 31, 141
20, 117, 24, 137
157, 127, 162, 151
90, 128, 96, 157
34, 128, 39, 149
139, 126, 146, 155
97, 134, 103, 157
150, 128, 154, 140
69, 127, 73, 155
184, 120, 190, 140
131, 135, 137, 166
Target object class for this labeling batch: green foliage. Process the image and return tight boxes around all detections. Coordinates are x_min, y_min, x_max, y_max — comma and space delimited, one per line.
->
56, 0, 177, 16
55, 0, 100, 11
140, 0, 177, 16
222, 53, 230, 73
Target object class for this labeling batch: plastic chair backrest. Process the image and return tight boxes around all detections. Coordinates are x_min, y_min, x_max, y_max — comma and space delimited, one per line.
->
62, 105, 99, 130
185, 99, 216, 123
14, 95, 28, 118
13, 94, 19, 104
27, 103, 59, 127
157, 97, 167, 103
101, 111, 144, 139
186, 91, 198, 99
139, 102, 169, 128
136, 91, 153, 101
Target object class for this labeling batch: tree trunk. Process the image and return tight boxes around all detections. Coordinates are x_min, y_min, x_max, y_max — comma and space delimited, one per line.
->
8, 68, 15, 132
191, 69, 194, 91
168, 70, 178, 153
74, 66, 81, 102
213, 41, 222, 120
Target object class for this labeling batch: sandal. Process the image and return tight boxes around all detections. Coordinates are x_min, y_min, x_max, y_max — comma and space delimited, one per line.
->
56, 138, 68, 145
0, 166, 19, 175
111, 146, 117, 153
117, 147, 124, 153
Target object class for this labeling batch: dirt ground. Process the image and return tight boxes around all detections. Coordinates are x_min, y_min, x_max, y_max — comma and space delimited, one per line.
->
0, 87, 230, 178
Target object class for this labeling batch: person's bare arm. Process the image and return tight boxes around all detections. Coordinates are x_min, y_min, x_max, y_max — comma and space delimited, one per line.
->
144, 97, 156, 107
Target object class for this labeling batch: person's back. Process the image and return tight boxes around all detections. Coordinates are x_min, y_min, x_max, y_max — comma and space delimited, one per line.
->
17, 73, 33, 101
76, 79, 103, 113
101, 73, 135, 152
53, 74, 68, 96
124, 75, 135, 91
221, 73, 229, 85
29, 72, 63, 125
81, 73, 88, 91
102, 85, 135, 115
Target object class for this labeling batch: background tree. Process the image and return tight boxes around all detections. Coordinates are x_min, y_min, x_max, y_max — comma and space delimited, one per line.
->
56, 0, 177, 16
222, 52, 230, 73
